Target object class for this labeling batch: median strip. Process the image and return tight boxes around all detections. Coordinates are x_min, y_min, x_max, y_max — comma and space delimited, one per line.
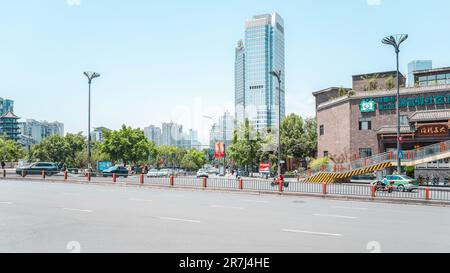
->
158, 217, 201, 223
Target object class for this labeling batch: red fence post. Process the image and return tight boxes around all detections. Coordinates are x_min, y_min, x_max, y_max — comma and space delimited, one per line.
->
170, 176, 174, 187
371, 185, 376, 198
203, 177, 207, 189
239, 178, 243, 190
323, 183, 327, 195
389, 151, 393, 161
87, 172, 91, 182
64, 170, 68, 180
334, 165, 337, 172
321, 165, 325, 172
279, 178, 283, 193
42, 170, 46, 179
21, 170, 25, 178
425, 188, 430, 202
140, 173, 144, 185
3, 169, 6, 178
112, 173, 116, 183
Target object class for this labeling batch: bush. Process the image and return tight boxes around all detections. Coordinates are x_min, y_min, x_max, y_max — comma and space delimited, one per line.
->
309, 157, 329, 172
405, 166, 415, 177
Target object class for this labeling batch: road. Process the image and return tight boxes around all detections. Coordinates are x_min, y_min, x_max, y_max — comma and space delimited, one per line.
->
1, 179, 450, 253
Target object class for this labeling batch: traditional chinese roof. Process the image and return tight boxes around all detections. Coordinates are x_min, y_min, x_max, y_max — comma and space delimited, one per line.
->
0, 111, 20, 119
376, 125, 414, 134
409, 109, 450, 122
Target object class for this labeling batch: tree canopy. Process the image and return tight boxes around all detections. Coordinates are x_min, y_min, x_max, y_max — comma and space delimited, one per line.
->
0, 136, 25, 162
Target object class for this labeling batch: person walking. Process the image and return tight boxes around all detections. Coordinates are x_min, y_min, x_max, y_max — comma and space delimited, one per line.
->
1, 161, 5, 169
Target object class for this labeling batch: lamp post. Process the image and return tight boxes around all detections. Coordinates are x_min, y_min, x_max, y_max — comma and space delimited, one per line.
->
83, 71, 101, 170
382, 34, 408, 174
270, 70, 282, 178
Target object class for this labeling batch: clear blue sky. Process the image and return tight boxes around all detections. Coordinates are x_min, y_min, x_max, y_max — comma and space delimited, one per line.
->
2, 0, 450, 144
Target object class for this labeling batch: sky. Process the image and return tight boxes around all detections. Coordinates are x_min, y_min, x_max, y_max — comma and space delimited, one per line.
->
2, 0, 450, 145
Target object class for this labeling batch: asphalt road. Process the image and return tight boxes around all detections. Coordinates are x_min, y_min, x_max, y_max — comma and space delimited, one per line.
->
1, 179, 450, 253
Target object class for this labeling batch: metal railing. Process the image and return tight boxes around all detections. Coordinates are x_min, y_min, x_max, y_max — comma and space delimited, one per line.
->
1, 170, 449, 203
314, 140, 450, 175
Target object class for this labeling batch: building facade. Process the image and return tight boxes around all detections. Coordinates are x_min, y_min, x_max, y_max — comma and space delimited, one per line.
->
0, 98, 14, 116
0, 111, 20, 141
235, 13, 285, 133
414, 67, 450, 87
408, 60, 432, 87
91, 127, 111, 143
144, 125, 162, 146
314, 69, 450, 180
19, 119, 64, 144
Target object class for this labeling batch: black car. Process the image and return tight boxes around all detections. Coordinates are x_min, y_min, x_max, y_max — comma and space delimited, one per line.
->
102, 166, 129, 178
16, 162, 59, 176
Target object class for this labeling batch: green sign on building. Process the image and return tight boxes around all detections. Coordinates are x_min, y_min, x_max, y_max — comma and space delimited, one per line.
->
360, 99, 376, 113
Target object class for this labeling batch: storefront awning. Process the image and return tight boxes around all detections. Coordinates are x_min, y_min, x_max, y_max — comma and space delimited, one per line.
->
409, 109, 450, 123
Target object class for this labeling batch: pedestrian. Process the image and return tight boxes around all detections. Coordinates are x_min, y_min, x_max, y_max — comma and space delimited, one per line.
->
1, 161, 5, 169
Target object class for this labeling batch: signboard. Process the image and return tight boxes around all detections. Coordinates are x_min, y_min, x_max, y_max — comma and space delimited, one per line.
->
417, 124, 449, 137
214, 142, 225, 159
368, 92, 450, 111
360, 99, 376, 113
97, 161, 113, 172
259, 162, 271, 173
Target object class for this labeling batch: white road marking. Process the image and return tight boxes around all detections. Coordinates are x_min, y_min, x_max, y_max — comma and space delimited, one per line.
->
211, 205, 245, 210
128, 198, 153, 202
238, 199, 269, 204
63, 208, 93, 213
281, 229, 343, 237
332, 206, 368, 211
313, 214, 358, 219
158, 217, 201, 223
0, 202, 12, 205
62, 193, 80, 196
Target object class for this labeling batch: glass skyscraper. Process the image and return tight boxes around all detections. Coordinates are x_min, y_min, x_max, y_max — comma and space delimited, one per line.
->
235, 13, 285, 134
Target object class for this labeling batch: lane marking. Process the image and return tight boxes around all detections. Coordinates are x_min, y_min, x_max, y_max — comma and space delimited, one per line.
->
331, 206, 368, 211
211, 205, 244, 210
63, 208, 93, 213
128, 198, 153, 202
281, 229, 343, 237
62, 193, 80, 196
0, 202, 13, 205
238, 199, 269, 204
158, 217, 201, 223
313, 214, 357, 219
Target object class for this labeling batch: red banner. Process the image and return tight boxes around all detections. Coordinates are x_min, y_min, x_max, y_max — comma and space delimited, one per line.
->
214, 142, 225, 158
259, 162, 270, 173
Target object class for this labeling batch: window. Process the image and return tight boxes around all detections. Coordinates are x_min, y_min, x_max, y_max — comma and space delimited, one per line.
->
400, 115, 409, 125
323, 151, 329, 157
359, 148, 372, 158
359, 118, 372, 130
319, 125, 324, 136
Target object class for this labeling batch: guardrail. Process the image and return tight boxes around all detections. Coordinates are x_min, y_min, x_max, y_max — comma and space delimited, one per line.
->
1, 170, 449, 203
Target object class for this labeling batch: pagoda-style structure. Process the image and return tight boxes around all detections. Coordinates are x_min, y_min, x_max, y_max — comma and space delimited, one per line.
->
0, 111, 20, 141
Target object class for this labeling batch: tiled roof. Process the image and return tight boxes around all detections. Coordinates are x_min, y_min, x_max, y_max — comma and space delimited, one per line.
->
376, 125, 414, 134
409, 109, 450, 122
0, 111, 20, 119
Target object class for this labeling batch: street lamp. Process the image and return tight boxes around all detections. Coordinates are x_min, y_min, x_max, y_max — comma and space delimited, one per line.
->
270, 70, 282, 178
382, 34, 408, 174
83, 71, 101, 170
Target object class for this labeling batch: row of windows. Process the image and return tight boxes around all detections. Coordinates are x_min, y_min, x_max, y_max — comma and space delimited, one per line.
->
324, 149, 373, 158
320, 116, 410, 136
249, 85, 264, 90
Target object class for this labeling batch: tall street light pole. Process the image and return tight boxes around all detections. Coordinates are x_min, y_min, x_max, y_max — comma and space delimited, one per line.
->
382, 34, 408, 174
270, 70, 282, 178
83, 71, 101, 170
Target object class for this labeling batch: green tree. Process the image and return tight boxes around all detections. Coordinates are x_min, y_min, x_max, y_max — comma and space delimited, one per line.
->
181, 149, 206, 171
100, 125, 155, 166
385, 76, 395, 90
156, 145, 186, 168
0, 136, 25, 162
309, 157, 329, 172
227, 119, 262, 174
31, 135, 71, 164
338, 87, 348, 97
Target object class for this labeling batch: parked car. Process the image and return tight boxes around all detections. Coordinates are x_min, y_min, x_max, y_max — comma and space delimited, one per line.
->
147, 169, 160, 177
16, 162, 59, 176
102, 166, 129, 178
197, 169, 209, 178
371, 175, 419, 192
208, 168, 219, 175
158, 169, 172, 177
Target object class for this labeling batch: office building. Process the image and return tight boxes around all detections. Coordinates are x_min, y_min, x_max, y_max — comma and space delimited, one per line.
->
162, 122, 183, 146
234, 13, 286, 133
0, 111, 20, 141
144, 125, 162, 146
414, 67, 450, 87
91, 127, 111, 143
0, 98, 14, 116
408, 60, 432, 87
19, 119, 64, 144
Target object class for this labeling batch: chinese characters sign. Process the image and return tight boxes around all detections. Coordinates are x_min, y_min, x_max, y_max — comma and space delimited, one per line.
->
360, 92, 450, 112
417, 124, 449, 137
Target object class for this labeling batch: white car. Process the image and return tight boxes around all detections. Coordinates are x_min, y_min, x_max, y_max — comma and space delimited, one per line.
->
147, 169, 160, 177
197, 169, 209, 178
158, 169, 172, 177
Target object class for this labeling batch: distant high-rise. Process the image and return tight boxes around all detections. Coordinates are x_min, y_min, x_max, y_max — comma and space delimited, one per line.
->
18, 119, 64, 144
162, 122, 182, 146
408, 60, 432, 87
0, 98, 14, 116
235, 13, 286, 132
144, 125, 162, 146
